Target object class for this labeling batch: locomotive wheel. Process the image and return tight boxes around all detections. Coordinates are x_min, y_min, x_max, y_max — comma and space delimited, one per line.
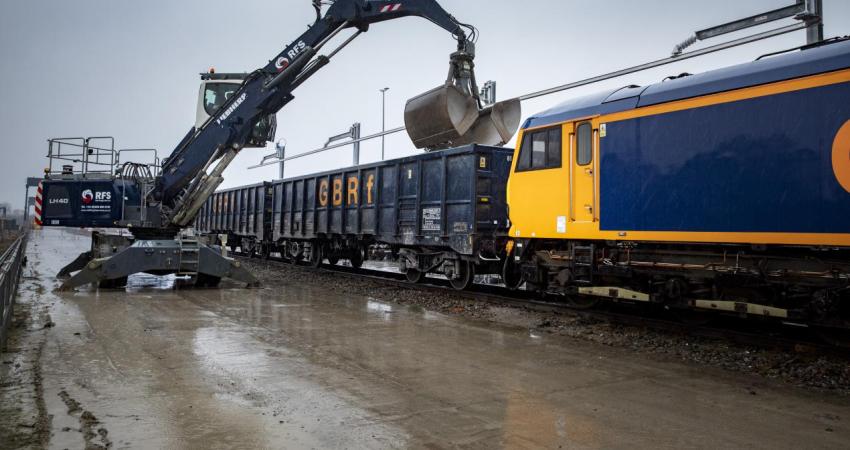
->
449, 261, 475, 291
502, 257, 522, 290
406, 269, 425, 284
815, 326, 850, 349
349, 248, 364, 268
674, 309, 713, 326
567, 294, 600, 310
811, 291, 850, 348
309, 244, 323, 268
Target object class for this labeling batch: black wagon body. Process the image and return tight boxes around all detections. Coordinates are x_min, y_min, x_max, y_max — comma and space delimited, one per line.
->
196, 144, 513, 284
197, 182, 273, 245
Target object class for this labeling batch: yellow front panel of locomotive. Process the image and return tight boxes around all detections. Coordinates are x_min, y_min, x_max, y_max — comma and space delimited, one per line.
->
507, 126, 574, 239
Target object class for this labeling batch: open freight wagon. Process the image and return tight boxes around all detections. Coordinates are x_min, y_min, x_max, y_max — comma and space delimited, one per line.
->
196, 144, 513, 289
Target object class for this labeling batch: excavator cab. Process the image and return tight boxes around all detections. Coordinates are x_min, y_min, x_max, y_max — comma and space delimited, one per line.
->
196, 72, 276, 148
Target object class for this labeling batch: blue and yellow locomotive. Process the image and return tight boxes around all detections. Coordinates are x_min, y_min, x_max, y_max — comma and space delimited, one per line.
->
504, 38, 850, 329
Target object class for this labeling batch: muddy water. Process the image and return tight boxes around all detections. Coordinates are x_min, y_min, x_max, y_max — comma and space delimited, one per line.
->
12, 228, 850, 449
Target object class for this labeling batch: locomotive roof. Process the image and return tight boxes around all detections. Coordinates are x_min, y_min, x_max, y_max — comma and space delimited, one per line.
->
522, 38, 850, 130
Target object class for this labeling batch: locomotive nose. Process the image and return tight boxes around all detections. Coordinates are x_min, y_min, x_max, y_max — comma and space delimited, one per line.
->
404, 84, 521, 150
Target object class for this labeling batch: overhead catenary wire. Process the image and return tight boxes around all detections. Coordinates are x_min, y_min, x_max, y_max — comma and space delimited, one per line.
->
251, 21, 809, 170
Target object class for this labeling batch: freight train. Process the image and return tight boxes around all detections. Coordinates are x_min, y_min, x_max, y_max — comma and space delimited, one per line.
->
198, 38, 850, 334
196, 145, 512, 290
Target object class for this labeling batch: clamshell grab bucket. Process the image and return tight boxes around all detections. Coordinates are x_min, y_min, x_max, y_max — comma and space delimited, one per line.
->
404, 84, 521, 150
452, 97, 522, 147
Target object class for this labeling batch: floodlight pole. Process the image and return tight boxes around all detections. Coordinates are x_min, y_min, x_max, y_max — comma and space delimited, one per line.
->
805, 0, 824, 45
276, 140, 286, 179
380, 87, 389, 160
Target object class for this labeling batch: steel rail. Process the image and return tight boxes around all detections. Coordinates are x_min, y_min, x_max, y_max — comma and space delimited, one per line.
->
233, 251, 849, 355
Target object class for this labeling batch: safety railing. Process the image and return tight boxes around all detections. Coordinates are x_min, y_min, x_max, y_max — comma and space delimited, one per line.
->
45, 137, 161, 179
0, 232, 28, 350
46, 137, 117, 178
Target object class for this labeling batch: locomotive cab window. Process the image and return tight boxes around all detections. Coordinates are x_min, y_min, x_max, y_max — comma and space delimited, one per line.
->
516, 126, 562, 171
576, 122, 592, 166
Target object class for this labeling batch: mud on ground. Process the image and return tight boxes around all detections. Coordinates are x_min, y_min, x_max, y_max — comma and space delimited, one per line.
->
244, 258, 850, 394
0, 256, 51, 448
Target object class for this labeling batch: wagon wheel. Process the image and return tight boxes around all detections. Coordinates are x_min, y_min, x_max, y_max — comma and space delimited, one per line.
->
406, 268, 425, 284
276, 244, 290, 262
305, 242, 321, 268
449, 261, 475, 291
349, 248, 364, 268
327, 254, 339, 266
288, 242, 302, 265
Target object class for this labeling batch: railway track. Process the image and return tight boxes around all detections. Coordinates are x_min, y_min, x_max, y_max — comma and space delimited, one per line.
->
233, 251, 850, 357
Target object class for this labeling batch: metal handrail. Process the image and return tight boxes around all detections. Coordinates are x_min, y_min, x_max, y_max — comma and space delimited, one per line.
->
45, 137, 160, 179
47, 136, 117, 176
0, 232, 28, 351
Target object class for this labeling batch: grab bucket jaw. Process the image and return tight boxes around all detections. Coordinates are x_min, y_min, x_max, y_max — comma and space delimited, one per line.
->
404, 84, 521, 150
451, 97, 522, 148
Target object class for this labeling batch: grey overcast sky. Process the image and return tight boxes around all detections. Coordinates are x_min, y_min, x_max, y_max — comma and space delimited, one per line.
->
1, 0, 849, 210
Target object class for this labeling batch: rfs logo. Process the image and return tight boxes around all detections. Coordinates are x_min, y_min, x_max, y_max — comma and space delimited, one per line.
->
81, 189, 94, 205
274, 57, 290, 71
275, 41, 306, 72
82, 189, 111, 205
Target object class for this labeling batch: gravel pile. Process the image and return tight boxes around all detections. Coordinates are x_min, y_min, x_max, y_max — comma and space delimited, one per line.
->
243, 258, 850, 394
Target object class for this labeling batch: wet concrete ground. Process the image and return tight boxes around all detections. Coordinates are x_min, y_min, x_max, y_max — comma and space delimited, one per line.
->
2, 228, 850, 449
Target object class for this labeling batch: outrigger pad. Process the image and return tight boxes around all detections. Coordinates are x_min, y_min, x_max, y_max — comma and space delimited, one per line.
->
57, 250, 93, 278
197, 245, 258, 287
58, 231, 133, 278
58, 239, 258, 291
404, 84, 521, 150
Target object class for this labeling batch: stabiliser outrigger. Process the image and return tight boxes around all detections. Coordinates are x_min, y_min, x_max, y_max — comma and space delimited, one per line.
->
38, 0, 520, 290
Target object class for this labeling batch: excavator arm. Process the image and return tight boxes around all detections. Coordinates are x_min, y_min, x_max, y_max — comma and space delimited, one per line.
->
162, 0, 502, 229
